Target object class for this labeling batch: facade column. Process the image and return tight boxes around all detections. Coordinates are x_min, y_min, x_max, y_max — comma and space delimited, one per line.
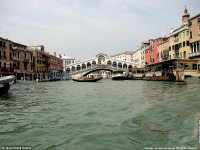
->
198, 42, 200, 52
192, 44, 195, 53
195, 43, 198, 52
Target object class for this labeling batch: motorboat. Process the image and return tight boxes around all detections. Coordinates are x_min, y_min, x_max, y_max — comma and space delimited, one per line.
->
0, 75, 16, 96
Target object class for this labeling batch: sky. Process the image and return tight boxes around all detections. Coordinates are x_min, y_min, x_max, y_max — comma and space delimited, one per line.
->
0, 0, 200, 61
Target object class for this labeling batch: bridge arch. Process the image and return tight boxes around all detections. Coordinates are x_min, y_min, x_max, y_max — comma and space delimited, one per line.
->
82, 68, 114, 77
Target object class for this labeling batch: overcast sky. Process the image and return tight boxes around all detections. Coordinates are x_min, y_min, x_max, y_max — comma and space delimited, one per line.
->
0, 0, 200, 60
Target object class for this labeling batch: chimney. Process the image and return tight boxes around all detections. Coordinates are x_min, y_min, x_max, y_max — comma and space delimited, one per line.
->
54, 52, 56, 57
170, 28, 174, 33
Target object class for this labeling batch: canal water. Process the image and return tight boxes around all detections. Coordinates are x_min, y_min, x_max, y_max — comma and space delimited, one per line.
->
0, 78, 200, 150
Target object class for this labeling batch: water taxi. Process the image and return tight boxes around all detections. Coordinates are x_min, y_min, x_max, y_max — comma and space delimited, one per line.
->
144, 59, 200, 82
111, 70, 127, 80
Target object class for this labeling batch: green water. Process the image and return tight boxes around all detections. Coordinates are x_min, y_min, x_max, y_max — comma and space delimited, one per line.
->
0, 78, 200, 150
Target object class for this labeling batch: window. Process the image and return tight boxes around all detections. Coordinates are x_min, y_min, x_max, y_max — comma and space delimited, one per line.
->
180, 52, 182, 58
0, 41, 2, 47
169, 46, 171, 51
184, 51, 186, 58
183, 41, 185, 47
187, 31, 189, 36
198, 24, 200, 35
3, 51, 6, 57
172, 45, 175, 50
179, 43, 182, 48
3, 42, 5, 48
186, 41, 190, 46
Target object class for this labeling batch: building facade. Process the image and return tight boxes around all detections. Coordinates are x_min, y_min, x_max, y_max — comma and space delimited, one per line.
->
61, 54, 75, 72
13, 42, 33, 80
110, 51, 134, 62
0, 37, 13, 73
157, 38, 169, 62
168, 8, 191, 60
188, 13, 200, 59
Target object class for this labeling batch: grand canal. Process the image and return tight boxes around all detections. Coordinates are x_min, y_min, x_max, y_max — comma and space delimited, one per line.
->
0, 78, 200, 150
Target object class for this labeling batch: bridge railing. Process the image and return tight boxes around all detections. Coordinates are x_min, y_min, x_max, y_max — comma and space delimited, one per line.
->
69, 64, 128, 75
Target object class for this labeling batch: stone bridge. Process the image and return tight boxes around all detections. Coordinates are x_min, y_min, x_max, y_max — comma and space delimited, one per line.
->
66, 53, 138, 78
70, 64, 129, 78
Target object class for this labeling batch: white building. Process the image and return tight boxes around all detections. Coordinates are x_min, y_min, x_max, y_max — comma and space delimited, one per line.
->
61, 54, 75, 72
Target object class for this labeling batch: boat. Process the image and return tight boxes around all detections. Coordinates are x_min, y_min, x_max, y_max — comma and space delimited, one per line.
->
73, 77, 103, 82
49, 77, 62, 82
131, 68, 145, 80
111, 70, 127, 80
143, 59, 197, 82
0, 75, 16, 96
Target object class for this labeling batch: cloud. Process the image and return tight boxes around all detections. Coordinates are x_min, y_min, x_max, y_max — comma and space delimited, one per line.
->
0, 0, 200, 60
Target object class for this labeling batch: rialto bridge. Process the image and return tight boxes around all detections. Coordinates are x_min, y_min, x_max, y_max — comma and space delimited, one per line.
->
65, 53, 138, 78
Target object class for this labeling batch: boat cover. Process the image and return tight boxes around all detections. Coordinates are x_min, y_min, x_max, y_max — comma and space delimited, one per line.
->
0, 75, 16, 84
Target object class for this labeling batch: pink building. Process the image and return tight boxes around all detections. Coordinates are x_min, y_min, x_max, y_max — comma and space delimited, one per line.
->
145, 38, 166, 65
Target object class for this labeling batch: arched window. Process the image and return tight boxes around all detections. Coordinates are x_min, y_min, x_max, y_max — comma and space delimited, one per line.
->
71, 66, 76, 71
87, 62, 91, 68
123, 63, 127, 69
82, 64, 86, 69
112, 61, 117, 67
118, 62, 122, 68
76, 65, 81, 71
92, 61, 96, 66
107, 60, 112, 66
66, 68, 70, 73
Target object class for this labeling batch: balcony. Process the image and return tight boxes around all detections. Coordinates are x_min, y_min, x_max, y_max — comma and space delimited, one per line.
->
189, 52, 200, 58
23, 59, 29, 64
12, 56, 20, 62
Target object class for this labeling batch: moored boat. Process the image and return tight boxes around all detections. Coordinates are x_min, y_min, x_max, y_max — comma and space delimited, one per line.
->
111, 70, 127, 80
0, 75, 16, 96
143, 59, 196, 82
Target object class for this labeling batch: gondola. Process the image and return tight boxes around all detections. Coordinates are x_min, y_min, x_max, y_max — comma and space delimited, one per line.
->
73, 77, 103, 82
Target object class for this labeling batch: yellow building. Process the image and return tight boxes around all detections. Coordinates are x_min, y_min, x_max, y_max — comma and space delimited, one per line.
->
12, 42, 33, 80
111, 51, 134, 62
28, 45, 50, 80
0, 37, 13, 72
168, 8, 191, 60
188, 13, 200, 59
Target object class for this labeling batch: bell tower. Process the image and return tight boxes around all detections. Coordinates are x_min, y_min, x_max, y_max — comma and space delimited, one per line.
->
182, 6, 190, 25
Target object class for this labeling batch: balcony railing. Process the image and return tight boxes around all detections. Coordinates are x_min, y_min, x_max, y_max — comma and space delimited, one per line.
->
189, 52, 200, 58
12, 56, 20, 61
